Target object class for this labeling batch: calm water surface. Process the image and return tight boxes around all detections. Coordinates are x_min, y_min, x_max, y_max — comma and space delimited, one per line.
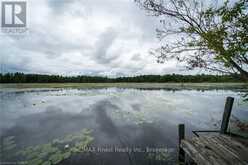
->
0, 88, 247, 165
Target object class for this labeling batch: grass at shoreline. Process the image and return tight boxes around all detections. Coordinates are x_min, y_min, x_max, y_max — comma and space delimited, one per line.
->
0, 83, 247, 90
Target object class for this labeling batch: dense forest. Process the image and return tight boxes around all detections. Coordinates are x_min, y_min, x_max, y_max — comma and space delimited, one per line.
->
0, 72, 244, 83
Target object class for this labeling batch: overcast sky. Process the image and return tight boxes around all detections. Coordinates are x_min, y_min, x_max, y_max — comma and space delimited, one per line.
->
0, 0, 208, 77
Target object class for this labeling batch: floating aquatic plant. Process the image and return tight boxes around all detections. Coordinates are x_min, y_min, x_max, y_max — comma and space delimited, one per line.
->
146, 151, 171, 162
0, 136, 17, 160
41, 161, 51, 165
110, 109, 154, 125
6, 129, 94, 165
49, 151, 63, 164
2, 136, 16, 151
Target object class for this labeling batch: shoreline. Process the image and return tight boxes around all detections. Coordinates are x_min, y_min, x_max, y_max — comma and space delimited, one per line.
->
0, 83, 247, 90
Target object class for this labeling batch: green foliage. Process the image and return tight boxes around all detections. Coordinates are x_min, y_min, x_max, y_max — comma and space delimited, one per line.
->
0, 72, 243, 83
135, 0, 248, 79
201, 0, 247, 59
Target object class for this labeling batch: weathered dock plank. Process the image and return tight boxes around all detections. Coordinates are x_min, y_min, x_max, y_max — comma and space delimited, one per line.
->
178, 97, 248, 165
181, 134, 248, 165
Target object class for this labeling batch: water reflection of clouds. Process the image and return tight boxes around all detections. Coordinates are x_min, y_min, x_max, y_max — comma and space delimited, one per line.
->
1, 88, 246, 134
1, 88, 247, 164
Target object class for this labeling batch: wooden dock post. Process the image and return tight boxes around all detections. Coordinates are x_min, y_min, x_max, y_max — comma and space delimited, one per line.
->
220, 97, 234, 134
176, 97, 248, 165
178, 124, 185, 164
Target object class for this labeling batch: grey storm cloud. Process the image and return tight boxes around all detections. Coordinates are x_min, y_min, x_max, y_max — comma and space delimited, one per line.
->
0, 0, 191, 76
131, 53, 142, 61
93, 28, 119, 64
15, 30, 91, 60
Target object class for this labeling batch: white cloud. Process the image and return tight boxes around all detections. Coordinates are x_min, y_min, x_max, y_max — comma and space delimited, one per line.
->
0, 0, 192, 76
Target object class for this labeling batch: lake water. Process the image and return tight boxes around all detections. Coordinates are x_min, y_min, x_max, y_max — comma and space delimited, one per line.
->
0, 87, 247, 165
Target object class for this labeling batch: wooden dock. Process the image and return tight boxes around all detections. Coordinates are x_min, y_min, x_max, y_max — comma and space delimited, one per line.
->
178, 97, 248, 165
181, 134, 248, 165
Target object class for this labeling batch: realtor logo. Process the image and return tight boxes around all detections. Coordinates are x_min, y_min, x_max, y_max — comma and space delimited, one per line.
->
1, 1, 26, 28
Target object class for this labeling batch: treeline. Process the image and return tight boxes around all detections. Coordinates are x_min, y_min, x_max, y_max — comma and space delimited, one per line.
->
0, 72, 244, 83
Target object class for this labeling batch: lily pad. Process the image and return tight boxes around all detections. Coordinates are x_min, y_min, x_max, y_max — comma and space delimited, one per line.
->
12, 129, 94, 164
62, 152, 71, 159
41, 161, 51, 165
49, 151, 63, 164
28, 158, 43, 165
